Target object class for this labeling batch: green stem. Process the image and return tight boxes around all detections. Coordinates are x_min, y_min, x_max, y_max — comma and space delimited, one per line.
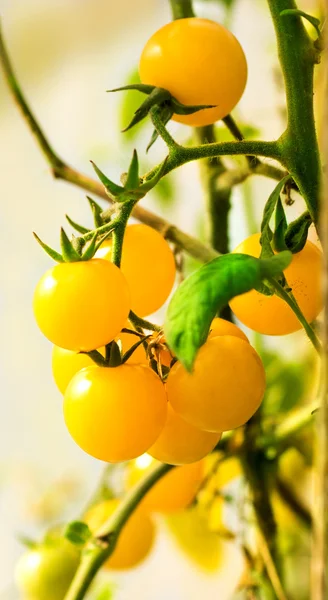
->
169, 0, 195, 19
64, 463, 173, 600
269, 277, 322, 353
110, 200, 136, 267
267, 0, 322, 226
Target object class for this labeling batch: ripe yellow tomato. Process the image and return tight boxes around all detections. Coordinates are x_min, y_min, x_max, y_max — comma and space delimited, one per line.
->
148, 403, 221, 465
15, 537, 80, 600
84, 499, 155, 570
167, 336, 265, 432
139, 18, 247, 127
64, 364, 167, 462
33, 260, 130, 351
126, 455, 205, 513
208, 317, 249, 343
52, 346, 105, 394
96, 224, 176, 316
229, 233, 323, 335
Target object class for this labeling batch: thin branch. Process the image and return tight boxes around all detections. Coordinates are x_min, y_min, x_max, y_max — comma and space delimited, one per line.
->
64, 463, 173, 600
0, 22, 216, 264
256, 524, 290, 600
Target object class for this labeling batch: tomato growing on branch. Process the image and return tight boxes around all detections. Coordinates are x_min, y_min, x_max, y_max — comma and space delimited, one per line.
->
33, 260, 130, 351
229, 233, 323, 335
63, 364, 167, 462
139, 18, 247, 126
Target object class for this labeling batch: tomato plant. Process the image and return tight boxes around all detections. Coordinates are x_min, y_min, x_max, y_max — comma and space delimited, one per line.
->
1, 0, 326, 597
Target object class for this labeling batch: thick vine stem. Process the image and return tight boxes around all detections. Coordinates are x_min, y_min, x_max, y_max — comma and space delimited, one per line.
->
267, 0, 322, 227
64, 463, 173, 600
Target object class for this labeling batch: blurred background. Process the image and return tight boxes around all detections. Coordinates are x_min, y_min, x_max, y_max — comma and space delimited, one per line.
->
0, 0, 323, 598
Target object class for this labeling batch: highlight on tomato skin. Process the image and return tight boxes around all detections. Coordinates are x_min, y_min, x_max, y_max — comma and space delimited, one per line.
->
63, 363, 168, 463
33, 259, 130, 351
139, 18, 248, 127
96, 224, 176, 317
125, 455, 206, 514
229, 233, 323, 335
167, 335, 266, 433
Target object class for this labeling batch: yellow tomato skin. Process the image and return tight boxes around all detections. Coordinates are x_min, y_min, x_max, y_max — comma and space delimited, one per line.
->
52, 346, 105, 394
148, 403, 221, 465
33, 260, 130, 351
96, 224, 176, 316
208, 317, 249, 343
126, 457, 205, 513
167, 336, 265, 432
64, 364, 167, 462
139, 18, 247, 127
229, 233, 323, 335
85, 499, 155, 570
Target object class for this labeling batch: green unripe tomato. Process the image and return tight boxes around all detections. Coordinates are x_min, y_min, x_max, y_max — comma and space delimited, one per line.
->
15, 537, 80, 600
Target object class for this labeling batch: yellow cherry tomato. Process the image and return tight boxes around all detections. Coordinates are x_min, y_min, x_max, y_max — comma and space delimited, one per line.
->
148, 403, 221, 465
208, 317, 249, 343
85, 499, 155, 570
167, 336, 265, 432
64, 364, 167, 462
126, 455, 205, 513
229, 233, 323, 335
52, 346, 105, 394
139, 18, 247, 127
33, 260, 130, 351
96, 224, 176, 316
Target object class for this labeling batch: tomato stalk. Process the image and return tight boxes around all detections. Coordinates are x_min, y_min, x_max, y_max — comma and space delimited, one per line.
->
169, 0, 195, 20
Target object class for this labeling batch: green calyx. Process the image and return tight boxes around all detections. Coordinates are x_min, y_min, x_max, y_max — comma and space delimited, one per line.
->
109, 83, 215, 150
83, 336, 151, 369
33, 226, 112, 264
91, 149, 168, 202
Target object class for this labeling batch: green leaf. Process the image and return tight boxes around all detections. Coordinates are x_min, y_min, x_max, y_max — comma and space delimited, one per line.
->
285, 211, 312, 253
164, 251, 292, 371
273, 196, 288, 252
91, 161, 124, 198
60, 228, 81, 262
65, 521, 92, 546
280, 9, 321, 37
125, 149, 140, 189
33, 232, 64, 263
